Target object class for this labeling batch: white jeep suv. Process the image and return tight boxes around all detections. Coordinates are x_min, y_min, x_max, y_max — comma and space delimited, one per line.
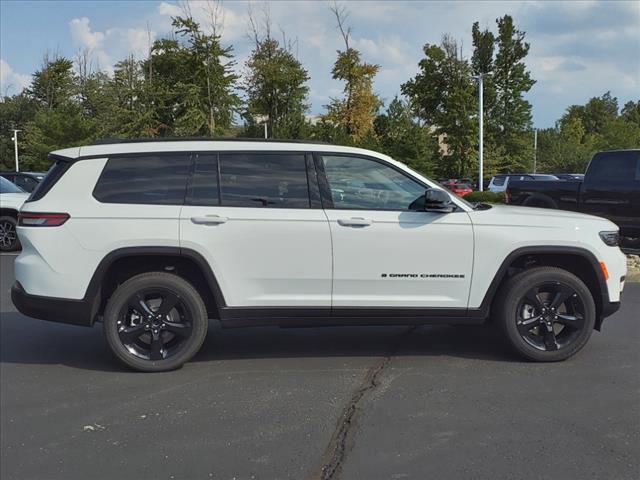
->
12, 140, 627, 371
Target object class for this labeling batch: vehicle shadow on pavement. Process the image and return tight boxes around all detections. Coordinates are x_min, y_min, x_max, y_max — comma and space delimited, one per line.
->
0, 311, 518, 372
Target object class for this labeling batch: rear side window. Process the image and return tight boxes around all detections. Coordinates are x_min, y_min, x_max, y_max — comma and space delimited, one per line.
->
219, 153, 310, 208
94, 154, 190, 205
492, 176, 505, 186
585, 151, 640, 189
27, 159, 71, 202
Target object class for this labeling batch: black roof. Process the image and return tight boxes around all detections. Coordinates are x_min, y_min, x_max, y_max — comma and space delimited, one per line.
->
91, 137, 334, 146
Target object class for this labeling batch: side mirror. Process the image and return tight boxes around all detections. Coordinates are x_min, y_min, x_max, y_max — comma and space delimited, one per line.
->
424, 188, 455, 213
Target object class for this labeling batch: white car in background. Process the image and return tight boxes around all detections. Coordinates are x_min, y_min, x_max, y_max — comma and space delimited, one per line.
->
488, 173, 559, 193
0, 176, 29, 251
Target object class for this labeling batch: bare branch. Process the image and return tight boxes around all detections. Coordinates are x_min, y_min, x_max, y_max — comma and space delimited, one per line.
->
330, 1, 351, 50
178, 0, 193, 21
204, 0, 225, 37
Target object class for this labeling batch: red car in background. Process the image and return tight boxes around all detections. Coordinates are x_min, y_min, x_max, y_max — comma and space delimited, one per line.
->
441, 181, 473, 197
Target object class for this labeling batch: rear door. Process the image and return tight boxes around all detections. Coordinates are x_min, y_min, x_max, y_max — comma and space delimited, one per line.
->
179, 151, 332, 309
581, 151, 640, 237
317, 153, 473, 310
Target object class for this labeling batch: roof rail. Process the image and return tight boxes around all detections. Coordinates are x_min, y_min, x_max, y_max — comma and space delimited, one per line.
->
91, 137, 334, 146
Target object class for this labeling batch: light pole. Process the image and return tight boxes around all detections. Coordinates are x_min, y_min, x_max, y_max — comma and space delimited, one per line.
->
472, 72, 492, 191
11, 129, 21, 172
533, 128, 538, 174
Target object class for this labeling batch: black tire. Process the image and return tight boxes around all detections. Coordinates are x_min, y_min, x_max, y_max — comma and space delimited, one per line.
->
0, 215, 20, 252
494, 267, 596, 362
103, 272, 208, 372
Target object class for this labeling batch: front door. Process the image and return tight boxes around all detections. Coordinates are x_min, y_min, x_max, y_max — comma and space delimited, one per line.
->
180, 152, 332, 309
317, 154, 474, 310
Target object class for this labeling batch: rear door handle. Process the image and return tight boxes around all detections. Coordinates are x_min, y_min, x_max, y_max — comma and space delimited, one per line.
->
190, 215, 228, 225
337, 217, 373, 227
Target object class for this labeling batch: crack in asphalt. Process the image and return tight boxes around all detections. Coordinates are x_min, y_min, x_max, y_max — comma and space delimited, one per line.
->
313, 326, 417, 480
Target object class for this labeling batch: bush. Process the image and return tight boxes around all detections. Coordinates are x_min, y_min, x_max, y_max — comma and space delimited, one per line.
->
464, 191, 506, 203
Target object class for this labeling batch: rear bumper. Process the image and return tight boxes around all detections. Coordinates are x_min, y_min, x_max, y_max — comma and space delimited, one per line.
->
11, 283, 95, 327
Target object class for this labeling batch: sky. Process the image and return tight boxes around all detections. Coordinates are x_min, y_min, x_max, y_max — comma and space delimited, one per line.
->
1, 0, 638, 128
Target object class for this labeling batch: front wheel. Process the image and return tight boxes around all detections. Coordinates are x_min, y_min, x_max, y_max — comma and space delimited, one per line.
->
103, 272, 208, 372
495, 267, 596, 362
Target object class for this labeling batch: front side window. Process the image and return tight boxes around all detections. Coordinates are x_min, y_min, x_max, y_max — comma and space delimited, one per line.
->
219, 153, 310, 208
321, 155, 425, 210
93, 154, 190, 205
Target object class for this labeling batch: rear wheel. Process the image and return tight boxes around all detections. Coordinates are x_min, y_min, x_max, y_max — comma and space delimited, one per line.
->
0, 216, 20, 252
103, 272, 208, 372
495, 267, 596, 362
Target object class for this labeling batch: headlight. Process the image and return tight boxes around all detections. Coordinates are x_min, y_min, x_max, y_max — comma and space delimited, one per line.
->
599, 231, 620, 247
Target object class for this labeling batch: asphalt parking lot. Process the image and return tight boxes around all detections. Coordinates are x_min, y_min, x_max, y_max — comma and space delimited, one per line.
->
1, 253, 639, 480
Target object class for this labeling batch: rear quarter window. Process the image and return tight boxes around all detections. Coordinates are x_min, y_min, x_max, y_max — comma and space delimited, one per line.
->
93, 154, 191, 205
27, 160, 71, 202
585, 151, 640, 189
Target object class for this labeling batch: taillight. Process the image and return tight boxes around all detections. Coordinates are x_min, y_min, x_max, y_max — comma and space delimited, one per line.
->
18, 212, 70, 227
505, 188, 511, 203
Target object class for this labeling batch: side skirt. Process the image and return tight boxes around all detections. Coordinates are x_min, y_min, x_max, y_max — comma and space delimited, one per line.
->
218, 307, 487, 328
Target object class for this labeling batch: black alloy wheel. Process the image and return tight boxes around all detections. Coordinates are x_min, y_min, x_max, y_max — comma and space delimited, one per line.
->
516, 282, 586, 352
103, 272, 208, 372
496, 266, 596, 362
117, 288, 193, 361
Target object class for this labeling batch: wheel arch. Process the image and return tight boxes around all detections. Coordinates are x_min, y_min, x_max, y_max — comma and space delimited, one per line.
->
0, 207, 19, 218
478, 246, 609, 329
84, 247, 225, 322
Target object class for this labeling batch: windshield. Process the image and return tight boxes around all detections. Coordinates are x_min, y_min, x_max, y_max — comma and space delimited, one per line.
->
0, 176, 25, 194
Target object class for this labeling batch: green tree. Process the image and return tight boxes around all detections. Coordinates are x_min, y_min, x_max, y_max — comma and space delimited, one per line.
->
145, 13, 241, 136
374, 96, 437, 175
490, 15, 536, 172
0, 94, 37, 170
21, 55, 98, 169
26, 54, 76, 110
402, 36, 477, 178
324, 4, 381, 142
242, 12, 310, 139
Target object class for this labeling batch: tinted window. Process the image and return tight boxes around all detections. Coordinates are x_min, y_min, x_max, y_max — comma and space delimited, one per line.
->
189, 153, 219, 206
28, 160, 71, 202
492, 176, 506, 186
94, 154, 190, 205
321, 155, 425, 210
15, 176, 39, 192
219, 153, 309, 208
586, 151, 640, 188
0, 176, 24, 193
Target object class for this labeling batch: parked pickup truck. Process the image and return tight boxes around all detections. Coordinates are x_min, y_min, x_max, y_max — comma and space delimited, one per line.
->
506, 150, 640, 253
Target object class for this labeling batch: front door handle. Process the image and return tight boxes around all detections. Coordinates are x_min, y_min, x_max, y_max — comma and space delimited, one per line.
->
337, 217, 373, 227
190, 215, 228, 225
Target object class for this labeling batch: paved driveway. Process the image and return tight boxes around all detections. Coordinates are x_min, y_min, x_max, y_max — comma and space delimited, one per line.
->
1, 254, 638, 479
